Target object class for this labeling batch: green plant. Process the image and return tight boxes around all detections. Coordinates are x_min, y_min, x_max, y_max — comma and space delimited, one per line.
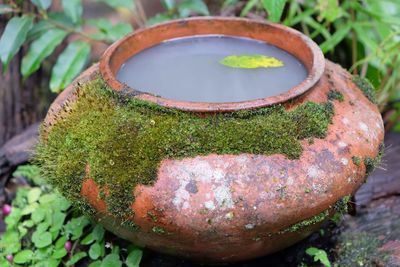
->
305, 247, 331, 267
0, 165, 143, 266
0, 0, 133, 93
147, 0, 210, 25
224, 0, 400, 129
287, 0, 399, 129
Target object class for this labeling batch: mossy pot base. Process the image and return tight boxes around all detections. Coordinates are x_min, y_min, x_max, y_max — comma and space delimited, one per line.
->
39, 18, 384, 263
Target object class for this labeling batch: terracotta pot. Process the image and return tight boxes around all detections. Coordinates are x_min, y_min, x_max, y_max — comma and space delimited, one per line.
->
42, 17, 384, 263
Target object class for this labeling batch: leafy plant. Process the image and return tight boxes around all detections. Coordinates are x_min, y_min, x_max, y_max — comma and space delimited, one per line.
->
0, 0, 133, 92
305, 247, 331, 267
224, 0, 400, 129
0, 165, 143, 266
147, 0, 210, 25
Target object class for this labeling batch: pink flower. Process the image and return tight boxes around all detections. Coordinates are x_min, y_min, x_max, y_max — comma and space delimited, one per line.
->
2, 204, 11, 216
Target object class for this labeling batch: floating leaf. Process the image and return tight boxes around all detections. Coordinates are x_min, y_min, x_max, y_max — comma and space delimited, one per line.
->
220, 55, 284, 69
61, 0, 82, 24
21, 29, 67, 77
0, 15, 34, 71
50, 41, 90, 92
31, 0, 53, 10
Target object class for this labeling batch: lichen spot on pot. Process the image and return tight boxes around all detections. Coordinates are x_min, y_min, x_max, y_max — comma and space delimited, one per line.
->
36, 77, 335, 220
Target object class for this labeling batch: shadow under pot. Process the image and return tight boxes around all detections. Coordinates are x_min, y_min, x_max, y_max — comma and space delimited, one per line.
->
38, 17, 384, 263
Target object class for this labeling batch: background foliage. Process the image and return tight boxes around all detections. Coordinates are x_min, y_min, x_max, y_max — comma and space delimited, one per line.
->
0, 165, 143, 266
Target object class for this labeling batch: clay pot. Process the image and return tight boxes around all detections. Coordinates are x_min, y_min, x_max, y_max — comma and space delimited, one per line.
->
42, 17, 384, 263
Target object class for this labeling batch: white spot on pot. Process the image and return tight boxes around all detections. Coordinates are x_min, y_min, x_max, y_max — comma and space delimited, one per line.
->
189, 160, 214, 183
182, 202, 190, 210
307, 165, 320, 178
172, 179, 191, 210
286, 176, 294, 185
245, 223, 255, 230
359, 122, 369, 134
204, 200, 216, 210
212, 169, 225, 183
338, 141, 347, 148
341, 158, 349, 166
214, 185, 234, 209
342, 117, 350, 125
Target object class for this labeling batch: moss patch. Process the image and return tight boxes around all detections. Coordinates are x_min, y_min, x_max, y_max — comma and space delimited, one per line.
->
280, 196, 350, 233
279, 196, 351, 234
352, 156, 362, 166
36, 77, 334, 220
280, 210, 329, 234
352, 75, 377, 104
336, 232, 390, 267
364, 142, 385, 177
327, 90, 344, 102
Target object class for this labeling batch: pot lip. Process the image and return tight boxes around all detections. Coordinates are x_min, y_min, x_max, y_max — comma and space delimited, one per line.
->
100, 16, 325, 113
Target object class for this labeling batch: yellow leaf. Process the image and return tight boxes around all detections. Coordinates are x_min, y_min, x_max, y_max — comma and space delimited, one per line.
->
219, 55, 284, 69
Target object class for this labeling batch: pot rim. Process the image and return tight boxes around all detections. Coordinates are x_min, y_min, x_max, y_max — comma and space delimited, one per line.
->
100, 16, 325, 112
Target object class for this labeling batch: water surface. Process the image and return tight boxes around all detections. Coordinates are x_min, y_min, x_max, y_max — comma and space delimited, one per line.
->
117, 35, 308, 103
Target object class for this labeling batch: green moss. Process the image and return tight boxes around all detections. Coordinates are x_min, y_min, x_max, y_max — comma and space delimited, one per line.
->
364, 142, 384, 177
280, 196, 350, 233
352, 156, 362, 166
334, 195, 351, 214
152, 226, 166, 235
36, 77, 334, 220
336, 232, 390, 267
327, 90, 344, 102
352, 75, 377, 104
280, 210, 329, 233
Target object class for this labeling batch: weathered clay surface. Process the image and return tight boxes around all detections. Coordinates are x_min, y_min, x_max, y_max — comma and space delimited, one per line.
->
43, 18, 384, 263
45, 60, 384, 263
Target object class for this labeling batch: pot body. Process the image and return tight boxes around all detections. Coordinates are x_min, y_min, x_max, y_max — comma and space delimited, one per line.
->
42, 18, 384, 263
